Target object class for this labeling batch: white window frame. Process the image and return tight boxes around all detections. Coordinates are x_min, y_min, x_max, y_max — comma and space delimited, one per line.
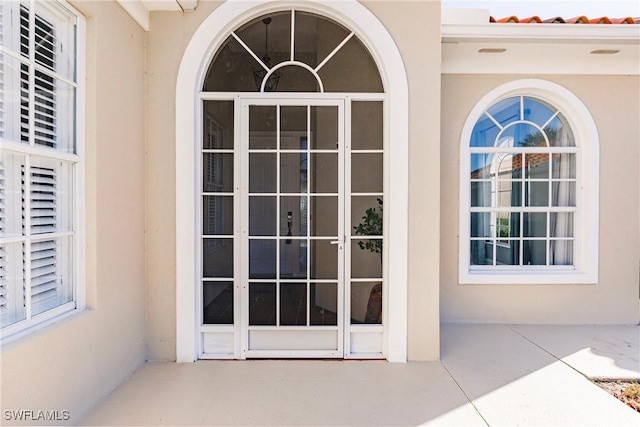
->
0, 0, 85, 343
459, 79, 599, 284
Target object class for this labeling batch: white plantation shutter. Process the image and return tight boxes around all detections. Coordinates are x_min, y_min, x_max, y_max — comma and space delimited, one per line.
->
29, 166, 57, 235
19, 5, 58, 148
30, 239, 58, 311
29, 166, 60, 312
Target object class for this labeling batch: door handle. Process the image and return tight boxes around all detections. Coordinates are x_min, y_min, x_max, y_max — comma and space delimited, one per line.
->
330, 240, 339, 245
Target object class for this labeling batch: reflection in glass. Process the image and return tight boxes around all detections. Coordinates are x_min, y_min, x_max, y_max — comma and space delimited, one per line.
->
280, 240, 307, 279
203, 101, 234, 149
280, 283, 307, 325
310, 240, 337, 279
351, 282, 382, 324
352, 102, 383, 150
249, 283, 276, 325
351, 240, 382, 279
203, 282, 233, 324
310, 283, 338, 326
310, 153, 337, 193
280, 153, 308, 193
249, 153, 277, 193
203, 153, 234, 192
312, 106, 338, 150
310, 196, 337, 236
249, 197, 276, 236
202, 11, 382, 93
351, 153, 383, 193
203, 239, 234, 278
249, 240, 276, 279
203, 196, 234, 235
249, 106, 277, 149
280, 196, 307, 236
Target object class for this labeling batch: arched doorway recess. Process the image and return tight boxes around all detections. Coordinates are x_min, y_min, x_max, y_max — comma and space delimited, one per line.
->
176, 0, 408, 362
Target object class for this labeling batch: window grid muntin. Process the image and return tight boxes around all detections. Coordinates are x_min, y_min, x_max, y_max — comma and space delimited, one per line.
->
470, 96, 577, 268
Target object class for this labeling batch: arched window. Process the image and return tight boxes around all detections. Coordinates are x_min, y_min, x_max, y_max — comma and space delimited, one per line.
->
202, 10, 383, 93
459, 80, 598, 284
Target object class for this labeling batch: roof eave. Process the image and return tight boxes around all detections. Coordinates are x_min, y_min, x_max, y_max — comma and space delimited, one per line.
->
442, 23, 640, 45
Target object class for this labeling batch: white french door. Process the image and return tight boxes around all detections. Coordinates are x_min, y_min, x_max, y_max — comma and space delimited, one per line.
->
240, 98, 345, 358
199, 95, 386, 359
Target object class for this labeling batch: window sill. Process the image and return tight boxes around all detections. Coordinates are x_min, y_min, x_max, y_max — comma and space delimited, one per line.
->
460, 269, 598, 285
0, 304, 85, 346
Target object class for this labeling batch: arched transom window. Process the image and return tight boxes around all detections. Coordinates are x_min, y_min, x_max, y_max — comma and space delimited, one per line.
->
203, 10, 383, 93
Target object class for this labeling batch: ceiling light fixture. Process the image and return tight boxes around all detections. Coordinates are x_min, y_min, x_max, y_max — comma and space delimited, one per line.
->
590, 49, 620, 55
253, 17, 281, 92
478, 48, 507, 53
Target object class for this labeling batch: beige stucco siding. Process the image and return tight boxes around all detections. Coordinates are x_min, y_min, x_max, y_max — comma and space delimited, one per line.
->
0, 1, 147, 423
145, 0, 441, 361
441, 74, 640, 324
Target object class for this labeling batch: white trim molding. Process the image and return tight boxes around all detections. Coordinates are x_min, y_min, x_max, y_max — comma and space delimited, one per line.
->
441, 9, 640, 76
116, 0, 198, 31
176, 0, 409, 362
458, 79, 599, 285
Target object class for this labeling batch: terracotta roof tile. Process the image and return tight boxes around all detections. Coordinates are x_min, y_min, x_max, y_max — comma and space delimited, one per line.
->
520, 16, 542, 24
490, 15, 640, 25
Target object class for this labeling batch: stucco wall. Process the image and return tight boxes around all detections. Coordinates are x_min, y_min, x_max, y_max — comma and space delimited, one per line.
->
145, 0, 441, 361
441, 74, 640, 324
0, 1, 147, 423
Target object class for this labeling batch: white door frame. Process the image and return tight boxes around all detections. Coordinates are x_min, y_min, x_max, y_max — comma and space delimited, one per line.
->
176, 0, 409, 362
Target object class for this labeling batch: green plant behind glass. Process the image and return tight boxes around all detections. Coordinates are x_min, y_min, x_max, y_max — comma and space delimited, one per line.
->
354, 198, 383, 259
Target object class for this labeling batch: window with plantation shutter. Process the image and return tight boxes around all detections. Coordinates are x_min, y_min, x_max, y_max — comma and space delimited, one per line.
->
0, 0, 83, 340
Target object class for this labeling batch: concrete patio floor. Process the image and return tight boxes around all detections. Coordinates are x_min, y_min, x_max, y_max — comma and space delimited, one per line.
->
82, 324, 640, 426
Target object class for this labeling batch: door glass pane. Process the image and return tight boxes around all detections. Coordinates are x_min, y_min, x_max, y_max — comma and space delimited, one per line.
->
281, 106, 307, 148
310, 153, 338, 193
249, 106, 276, 149
351, 196, 383, 237
280, 239, 307, 279
310, 196, 337, 236
249, 283, 276, 325
351, 153, 383, 193
280, 283, 307, 326
310, 283, 337, 326
280, 196, 307, 237
203, 196, 233, 235
249, 197, 276, 236
280, 153, 308, 193
351, 240, 382, 279
351, 282, 382, 324
352, 102, 383, 150
203, 101, 234, 149
249, 239, 276, 279
203, 282, 233, 324
311, 106, 338, 150
310, 240, 337, 280
249, 153, 276, 193
203, 154, 234, 192
203, 239, 233, 278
